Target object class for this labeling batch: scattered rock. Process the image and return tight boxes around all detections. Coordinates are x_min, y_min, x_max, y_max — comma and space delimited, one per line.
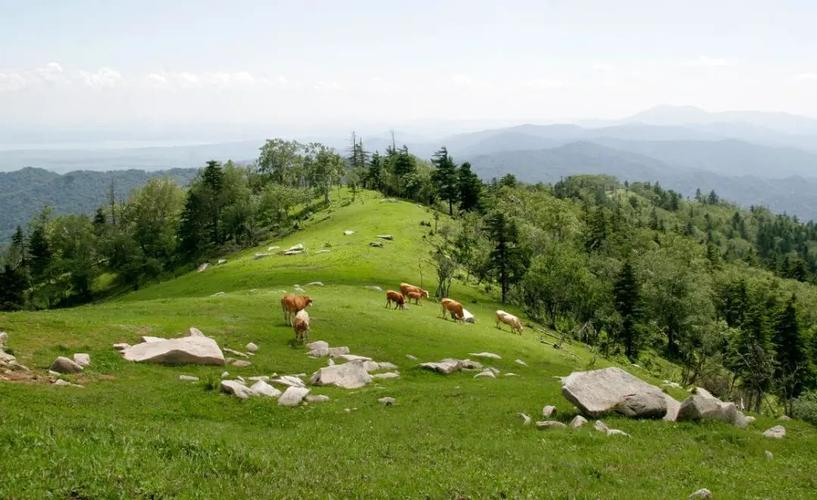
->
224, 348, 250, 358
210, 292, 225, 297
253, 253, 271, 260
762, 425, 786, 439
337, 354, 371, 362
378, 397, 396, 406
594, 420, 609, 433
369, 241, 384, 248
569, 415, 588, 429
221, 380, 253, 400
662, 380, 683, 390
469, 352, 502, 360
663, 393, 681, 422
778, 415, 792, 421
217, 259, 227, 265
765, 450, 774, 460
72, 353, 91, 367
561, 367, 667, 418
197, 263, 209, 272
460, 359, 484, 370
406, 354, 418, 361
179, 375, 199, 382
373, 371, 400, 380
462, 309, 475, 323
267, 246, 279, 251
328, 346, 351, 358
286, 243, 304, 252
250, 380, 281, 398
112, 342, 130, 351
676, 387, 746, 427
310, 361, 372, 389
542, 405, 557, 417
271, 375, 306, 388
420, 358, 463, 375
123, 335, 225, 366
606, 429, 630, 437
50, 356, 83, 374
246, 342, 258, 353
327, 359, 335, 366
307, 281, 325, 287
248, 375, 269, 382
514, 359, 528, 367
53, 379, 83, 388
315, 249, 331, 254
231, 359, 252, 368
689, 488, 712, 499
519, 413, 532, 425
343, 230, 355, 235
221, 371, 229, 378
377, 234, 394, 240
278, 386, 310, 407
504, 373, 518, 377
745, 415, 756, 424
474, 370, 496, 379
364, 285, 383, 292
306, 394, 330, 403
536, 420, 567, 430
0, 331, 7, 345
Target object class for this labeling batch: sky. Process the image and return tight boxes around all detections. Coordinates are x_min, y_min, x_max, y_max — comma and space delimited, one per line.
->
2, 0, 817, 145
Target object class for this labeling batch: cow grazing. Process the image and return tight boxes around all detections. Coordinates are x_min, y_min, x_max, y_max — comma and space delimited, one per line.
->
385, 290, 405, 310
400, 282, 429, 300
406, 290, 423, 305
281, 294, 313, 325
440, 298, 464, 323
293, 309, 310, 343
496, 310, 523, 334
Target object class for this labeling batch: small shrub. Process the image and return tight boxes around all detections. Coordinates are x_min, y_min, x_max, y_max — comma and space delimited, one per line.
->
792, 391, 817, 426
201, 373, 220, 392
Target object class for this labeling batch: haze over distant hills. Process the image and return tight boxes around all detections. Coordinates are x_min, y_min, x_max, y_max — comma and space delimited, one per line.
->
3, 105, 817, 223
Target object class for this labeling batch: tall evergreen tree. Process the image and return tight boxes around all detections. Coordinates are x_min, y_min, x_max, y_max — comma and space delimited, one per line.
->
431, 147, 459, 215
28, 215, 51, 281
0, 264, 27, 310
773, 294, 809, 412
457, 162, 482, 212
613, 260, 640, 360
486, 211, 526, 303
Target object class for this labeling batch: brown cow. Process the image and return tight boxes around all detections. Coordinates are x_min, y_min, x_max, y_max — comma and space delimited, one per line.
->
293, 309, 310, 343
281, 294, 313, 325
400, 282, 429, 299
406, 290, 423, 305
385, 290, 405, 310
440, 298, 464, 323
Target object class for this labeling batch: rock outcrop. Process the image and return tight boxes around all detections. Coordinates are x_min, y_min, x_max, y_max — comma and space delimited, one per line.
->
676, 388, 748, 427
561, 367, 667, 418
310, 361, 372, 389
122, 335, 225, 365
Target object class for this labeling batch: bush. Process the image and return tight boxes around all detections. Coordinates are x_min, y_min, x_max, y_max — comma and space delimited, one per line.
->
792, 391, 817, 426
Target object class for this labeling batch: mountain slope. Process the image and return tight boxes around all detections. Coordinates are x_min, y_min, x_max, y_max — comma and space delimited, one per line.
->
2, 191, 815, 498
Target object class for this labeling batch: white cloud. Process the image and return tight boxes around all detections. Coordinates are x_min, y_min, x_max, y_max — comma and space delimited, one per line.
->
0, 72, 27, 92
793, 73, 817, 83
450, 74, 474, 87
682, 56, 737, 68
592, 63, 616, 72
521, 78, 565, 90
313, 80, 341, 91
79, 67, 122, 89
35, 62, 68, 84
146, 70, 262, 89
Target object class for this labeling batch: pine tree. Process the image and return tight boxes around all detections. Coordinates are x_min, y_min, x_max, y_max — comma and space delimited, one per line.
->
773, 294, 809, 412
0, 264, 27, 310
486, 211, 526, 304
431, 147, 459, 215
7, 226, 26, 270
613, 260, 640, 360
28, 216, 51, 281
457, 162, 482, 212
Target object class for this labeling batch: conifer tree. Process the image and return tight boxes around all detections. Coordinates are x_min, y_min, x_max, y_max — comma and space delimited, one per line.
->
613, 260, 640, 360
431, 147, 459, 215
457, 162, 482, 212
486, 211, 527, 303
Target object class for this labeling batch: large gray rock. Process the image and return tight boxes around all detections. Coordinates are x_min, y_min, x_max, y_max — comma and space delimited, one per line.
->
50, 356, 84, 374
676, 388, 747, 426
250, 380, 281, 398
310, 361, 372, 389
420, 358, 463, 374
278, 386, 310, 406
561, 367, 667, 418
221, 380, 253, 400
663, 393, 681, 421
307, 340, 330, 357
763, 425, 786, 439
122, 336, 225, 365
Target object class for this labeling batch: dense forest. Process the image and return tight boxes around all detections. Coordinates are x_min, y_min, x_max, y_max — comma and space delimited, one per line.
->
3, 136, 817, 422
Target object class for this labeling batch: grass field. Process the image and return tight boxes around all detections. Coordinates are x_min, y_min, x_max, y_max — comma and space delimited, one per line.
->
2, 191, 816, 498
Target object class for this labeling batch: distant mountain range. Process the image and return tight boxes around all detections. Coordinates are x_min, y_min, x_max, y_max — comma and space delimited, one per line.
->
0, 167, 198, 242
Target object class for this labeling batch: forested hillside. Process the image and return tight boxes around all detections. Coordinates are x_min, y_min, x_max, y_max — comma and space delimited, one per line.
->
3, 138, 817, 421
0, 167, 198, 243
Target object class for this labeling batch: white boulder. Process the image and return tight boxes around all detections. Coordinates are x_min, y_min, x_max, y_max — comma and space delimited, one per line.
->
310, 361, 372, 389
278, 386, 310, 407
73, 353, 91, 367
250, 380, 281, 398
561, 367, 667, 418
123, 336, 225, 365
221, 380, 253, 400
762, 425, 786, 439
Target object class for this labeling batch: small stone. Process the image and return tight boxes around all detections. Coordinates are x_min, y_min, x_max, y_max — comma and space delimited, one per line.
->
48, 370, 60, 377
224, 348, 249, 358
221, 380, 253, 400
778, 415, 792, 421
765, 450, 774, 460
762, 425, 786, 439
369, 241, 384, 248
112, 343, 130, 351
231, 359, 252, 368
504, 373, 518, 377
378, 397, 396, 406
542, 405, 557, 417
250, 380, 281, 398
569, 415, 588, 428
519, 413, 532, 425
372, 371, 400, 380
179, 375, 199, 382
307, 281, 324, 287
188, 327, 205, 337
50, 356, 83, 374
406, 354, 418, 361
245, 343, 258, 353
254, 252, 271, 260
606, 429, 630, 437
745, 415, 756, 424
73, 353, 91, 367
278, 386, 310, 407
0, 331, 7, 345
469, 352, 502, 360
271, 375, 306, 388
514, 359, 528, 367
305, 394, 330, 403
217, 259, 227, 265
594, 420, 609, 433
535, 420, 567, 430
377, 234, 394, 240
248, 375, 269, 382
221, 371, 229, 378
343, 230, 354, 235
197, 263, 209, 272
473, 370, 496, 379
688, 488, 712, 499
328, 346, 351, 358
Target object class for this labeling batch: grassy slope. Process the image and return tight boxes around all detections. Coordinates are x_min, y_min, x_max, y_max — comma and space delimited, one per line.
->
2, 191, 816, 499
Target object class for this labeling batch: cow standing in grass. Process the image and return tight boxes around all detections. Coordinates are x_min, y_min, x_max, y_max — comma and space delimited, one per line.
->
281, 294, 313, 325
400, 283, 429, 300
406, 290, 423, 305
293, 309, 310, 343
495, 310, 523, 334
385, 290, 405, 310
440, 298, 464, 323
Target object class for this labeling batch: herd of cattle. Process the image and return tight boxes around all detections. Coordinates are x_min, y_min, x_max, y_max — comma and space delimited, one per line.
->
280, 282, 524, 343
